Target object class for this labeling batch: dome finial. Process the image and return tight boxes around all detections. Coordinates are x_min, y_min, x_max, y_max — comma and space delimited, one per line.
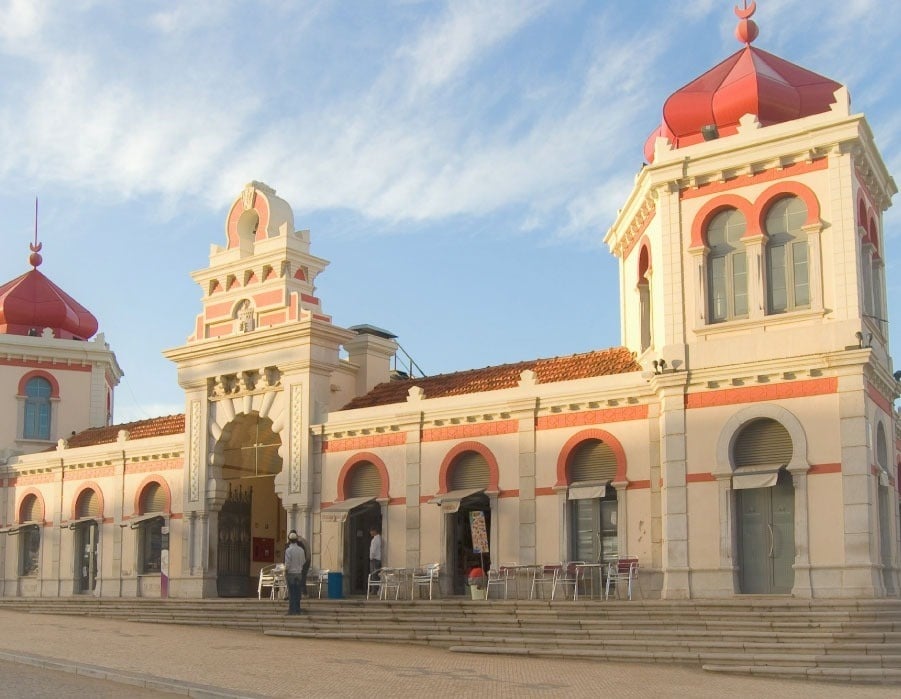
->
734, 1, 759, 45
29, 197, 42, 269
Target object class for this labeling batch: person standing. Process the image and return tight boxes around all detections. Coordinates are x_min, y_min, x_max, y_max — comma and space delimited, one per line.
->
284, 531, 306, 615
288, 529, 312, 594
369, 526, 383, 577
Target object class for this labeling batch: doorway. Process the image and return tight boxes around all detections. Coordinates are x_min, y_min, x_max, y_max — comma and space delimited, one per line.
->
448, 493, 491, 595
737, 470, 795, 594
346, 501, 381, 595
570, 491, 618, 563
73, 521, 98, 594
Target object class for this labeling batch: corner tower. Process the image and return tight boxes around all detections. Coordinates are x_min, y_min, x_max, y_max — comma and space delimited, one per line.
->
607, 5, 898, 598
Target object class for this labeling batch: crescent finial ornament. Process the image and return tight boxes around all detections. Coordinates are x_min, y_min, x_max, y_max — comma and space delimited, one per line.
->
734, 0, 757, 20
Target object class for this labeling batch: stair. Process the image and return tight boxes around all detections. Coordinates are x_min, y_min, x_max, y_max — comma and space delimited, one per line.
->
1, 596, 900, 684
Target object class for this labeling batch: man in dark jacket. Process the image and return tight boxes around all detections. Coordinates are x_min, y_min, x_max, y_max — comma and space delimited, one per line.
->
284, 531, 306, 615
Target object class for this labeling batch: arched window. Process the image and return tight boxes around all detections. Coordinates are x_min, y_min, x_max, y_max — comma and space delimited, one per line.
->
75, 489, 101, 519
139, 482, 167, 514
23, 376, 52, 440
638, 244, 651, 352
765, 197, 809, 314
876, 423, 888, 474
706, 209, 748, 323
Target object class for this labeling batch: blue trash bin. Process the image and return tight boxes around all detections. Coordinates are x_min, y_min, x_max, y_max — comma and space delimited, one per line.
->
327, 571, 344, 599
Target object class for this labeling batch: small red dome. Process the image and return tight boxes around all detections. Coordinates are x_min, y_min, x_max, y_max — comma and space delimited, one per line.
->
0, 268, 99, 340
644, 46, 843, 163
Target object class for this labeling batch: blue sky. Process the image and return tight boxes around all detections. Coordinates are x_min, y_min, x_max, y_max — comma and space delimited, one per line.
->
0, 1, 898, 423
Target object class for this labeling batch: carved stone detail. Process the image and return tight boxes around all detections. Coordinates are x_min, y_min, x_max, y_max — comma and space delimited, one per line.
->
290, 384, 303, 493
189, 400, 202, 502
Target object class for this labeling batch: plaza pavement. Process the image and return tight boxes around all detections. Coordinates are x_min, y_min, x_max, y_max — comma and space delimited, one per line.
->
0, 608, 898, 698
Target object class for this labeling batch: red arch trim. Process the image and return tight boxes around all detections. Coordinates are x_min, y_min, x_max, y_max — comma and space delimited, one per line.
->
437, 441, 500, 494
753, 181, 821, 234
17, 489, 46, 524
555, 429, 627, 487
689, 194, 755, 249
133, 476, 172, 515
225, 195, 272, 249
17, 370, 60, 398
71, 482, 104, 520
337, 452, 390, 500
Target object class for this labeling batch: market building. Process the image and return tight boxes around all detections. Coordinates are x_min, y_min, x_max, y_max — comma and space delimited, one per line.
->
1, 5, 898, 600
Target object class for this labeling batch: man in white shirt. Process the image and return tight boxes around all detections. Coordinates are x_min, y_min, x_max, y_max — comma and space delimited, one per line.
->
369, 527, 382, 576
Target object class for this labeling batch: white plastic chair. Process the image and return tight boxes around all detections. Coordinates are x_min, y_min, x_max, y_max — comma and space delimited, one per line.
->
605, 557, 639, 600
257, 564, 286, 600
529, 564, 559, 600
307, 569, 329, 599
552, 561, 584, 600
366, 568, 382, 600
411, 563, 440, 600
485, 567, 511, 601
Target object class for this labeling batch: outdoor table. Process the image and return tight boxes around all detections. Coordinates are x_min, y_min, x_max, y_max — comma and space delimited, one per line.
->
497, 564, 540, 599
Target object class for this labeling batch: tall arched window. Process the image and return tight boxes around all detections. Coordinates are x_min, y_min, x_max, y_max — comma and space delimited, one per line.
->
18, 494, 42, 576
23, 376, 52, 440
638, 245, 651, 352
137, 482, 166, 575
765, 196, 809, 314
706, 209, 748, 323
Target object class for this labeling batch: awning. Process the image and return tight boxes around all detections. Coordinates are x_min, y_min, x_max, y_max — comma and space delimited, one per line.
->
63, 517, 102, 529
429, 488, 484, 513
568, 483, 607, 500
320, 496, 376, 523
122, 513, 166, 529
732, 465, 783, 490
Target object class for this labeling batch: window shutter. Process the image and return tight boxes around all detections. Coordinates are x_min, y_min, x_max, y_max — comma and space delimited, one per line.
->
734, 419, 792, 468
449, 451, 490, 490
75, 489, 101, 518
140, 483, 167, 513
568, 440, 617, 483
347, 461, 382, 497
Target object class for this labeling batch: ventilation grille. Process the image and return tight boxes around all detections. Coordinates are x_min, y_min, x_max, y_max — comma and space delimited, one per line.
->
569, 439, 617, 483
734, 418, 792, 467
347, 462, 382, 498
449, 451, 490, 490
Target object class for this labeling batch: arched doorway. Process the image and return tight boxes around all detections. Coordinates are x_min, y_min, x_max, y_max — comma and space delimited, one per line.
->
566, 438, 619, 564
441, 450, 491, 595
343, 460, 383, 595
215, 413, 286, 597
733, 418, 795, 594
73, 489, 101, 594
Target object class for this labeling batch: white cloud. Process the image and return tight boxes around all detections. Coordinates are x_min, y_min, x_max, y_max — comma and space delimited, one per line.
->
399, 0, 552, 91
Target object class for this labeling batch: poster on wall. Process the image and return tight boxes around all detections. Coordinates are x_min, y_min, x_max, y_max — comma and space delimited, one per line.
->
469, 511, 489, 554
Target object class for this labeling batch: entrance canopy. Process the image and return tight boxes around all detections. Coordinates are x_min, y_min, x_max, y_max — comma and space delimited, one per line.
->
568, 482, 607, 500
321, 496, 376, 523
732, 465, 784, 490
429, 488, 484, 513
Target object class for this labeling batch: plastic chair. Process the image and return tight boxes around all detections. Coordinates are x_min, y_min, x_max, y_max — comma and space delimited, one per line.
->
307, 569, 329, 599
529, 565, 559, 600
411, 563, 441, 600
379, 569, 403, 600
551, 561, 584, 601
366, 568, 382, 600
257, 564, 286, 600
605, 557, 639, 600
485, 567, 511, 601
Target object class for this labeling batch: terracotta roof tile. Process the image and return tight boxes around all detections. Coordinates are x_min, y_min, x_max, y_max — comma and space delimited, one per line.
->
341, 346, 641, 410
64, 414, 185, 448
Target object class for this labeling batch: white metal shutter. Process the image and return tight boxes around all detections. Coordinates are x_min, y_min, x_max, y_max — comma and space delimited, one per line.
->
733, 418, 792, 468
568, 439, 617, 483
347, 461, 382, 497
449, 451, 490, 490
20, 494, 41, 522
140, 482, 167, 513
75, 489, 101, 518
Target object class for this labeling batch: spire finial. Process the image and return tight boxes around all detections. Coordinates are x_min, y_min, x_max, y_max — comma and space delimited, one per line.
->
734, 1, 759, 45
29, 197, 43, 269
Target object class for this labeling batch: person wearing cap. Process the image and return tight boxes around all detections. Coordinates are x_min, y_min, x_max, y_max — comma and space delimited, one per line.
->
284, 531, 306, 615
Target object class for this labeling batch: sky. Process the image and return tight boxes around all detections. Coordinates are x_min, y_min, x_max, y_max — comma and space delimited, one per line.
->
0, 0, 899, 424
